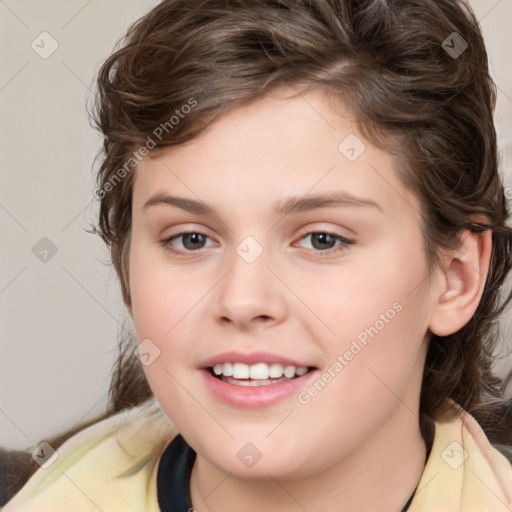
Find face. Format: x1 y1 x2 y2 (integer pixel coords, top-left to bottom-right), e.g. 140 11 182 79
127 87 437 480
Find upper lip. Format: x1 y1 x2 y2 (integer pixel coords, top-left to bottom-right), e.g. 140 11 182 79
199 351 313 369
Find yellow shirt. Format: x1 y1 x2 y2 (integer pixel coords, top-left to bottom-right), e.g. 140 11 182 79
3 397 512 511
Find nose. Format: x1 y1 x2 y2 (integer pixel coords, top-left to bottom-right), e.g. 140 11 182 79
212 245 287 332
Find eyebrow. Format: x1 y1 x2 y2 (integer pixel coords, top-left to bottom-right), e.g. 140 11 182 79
143 191 383 216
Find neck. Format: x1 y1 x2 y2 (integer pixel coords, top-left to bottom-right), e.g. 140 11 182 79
189 406 427 512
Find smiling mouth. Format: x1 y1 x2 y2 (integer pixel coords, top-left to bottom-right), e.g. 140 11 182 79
208 362 315 386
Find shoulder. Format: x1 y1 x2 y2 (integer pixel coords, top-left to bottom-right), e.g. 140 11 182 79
2 397 177 512
409 403 512 512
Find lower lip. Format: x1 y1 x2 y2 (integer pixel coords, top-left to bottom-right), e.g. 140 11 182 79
202 369 317 408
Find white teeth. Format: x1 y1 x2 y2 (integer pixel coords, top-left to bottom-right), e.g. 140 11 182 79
269 363 283 378
223 376 290 386
250 363 269 379
232 363 250 379
210 362 309 380
223 362 233 377
283 365 296 378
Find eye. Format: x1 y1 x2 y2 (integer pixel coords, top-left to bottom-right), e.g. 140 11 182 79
160 231 215 254
295 231 354 255
160 229 354 256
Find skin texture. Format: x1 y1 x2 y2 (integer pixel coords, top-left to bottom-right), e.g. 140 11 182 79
123 87 492 511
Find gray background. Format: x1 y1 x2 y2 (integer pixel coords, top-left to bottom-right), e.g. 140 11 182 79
1 0 511 450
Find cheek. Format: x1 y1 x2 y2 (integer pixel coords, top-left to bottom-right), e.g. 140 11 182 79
127 244 219 404
309 262 408 340
129 242 209 338
311 247 430 381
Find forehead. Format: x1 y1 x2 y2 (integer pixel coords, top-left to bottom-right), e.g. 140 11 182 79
132 88 421 222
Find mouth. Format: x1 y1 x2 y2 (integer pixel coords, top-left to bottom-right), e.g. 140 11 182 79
199 351 318 407
207 362 315 387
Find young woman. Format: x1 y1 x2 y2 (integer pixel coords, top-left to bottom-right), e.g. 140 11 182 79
2 0 512 510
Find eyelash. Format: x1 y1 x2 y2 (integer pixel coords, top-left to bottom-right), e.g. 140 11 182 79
159 230 354 256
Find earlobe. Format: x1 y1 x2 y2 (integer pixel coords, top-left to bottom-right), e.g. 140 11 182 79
429 228 492 337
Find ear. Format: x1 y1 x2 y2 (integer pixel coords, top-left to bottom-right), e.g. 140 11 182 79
111 242 133 318
429 228 492 337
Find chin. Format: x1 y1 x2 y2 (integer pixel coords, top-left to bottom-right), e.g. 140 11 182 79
193 435 323 481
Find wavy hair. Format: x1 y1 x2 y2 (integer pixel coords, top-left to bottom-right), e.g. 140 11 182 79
2 0 512 504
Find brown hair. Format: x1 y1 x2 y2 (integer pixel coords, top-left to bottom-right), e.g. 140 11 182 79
2 0 512 504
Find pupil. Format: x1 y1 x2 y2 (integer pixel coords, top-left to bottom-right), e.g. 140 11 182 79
183 233 205 250
312 233 335 250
